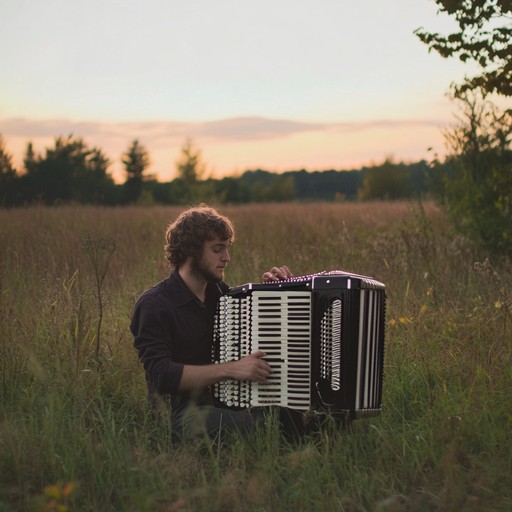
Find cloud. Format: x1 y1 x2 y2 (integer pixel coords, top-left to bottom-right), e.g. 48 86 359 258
0 115 445 146
0 117 104 138
195 117 326 139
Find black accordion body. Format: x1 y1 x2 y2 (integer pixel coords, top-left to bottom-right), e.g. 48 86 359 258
212 270 386 420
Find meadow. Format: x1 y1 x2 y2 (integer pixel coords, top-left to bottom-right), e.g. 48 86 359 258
0 201 510 512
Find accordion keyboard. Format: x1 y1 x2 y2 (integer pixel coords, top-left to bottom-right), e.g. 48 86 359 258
213 291 312 410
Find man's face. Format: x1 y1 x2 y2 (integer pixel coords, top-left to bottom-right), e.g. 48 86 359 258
191 238 231 282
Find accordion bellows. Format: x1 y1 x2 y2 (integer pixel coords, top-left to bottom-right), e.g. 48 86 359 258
212 270 386 419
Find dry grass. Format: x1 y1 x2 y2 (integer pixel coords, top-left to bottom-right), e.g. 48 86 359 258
0 201 511 511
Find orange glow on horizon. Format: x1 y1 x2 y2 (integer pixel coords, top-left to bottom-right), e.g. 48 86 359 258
3 120 446 184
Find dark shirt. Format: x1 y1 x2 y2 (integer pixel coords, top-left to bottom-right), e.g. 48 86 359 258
130 270 229 409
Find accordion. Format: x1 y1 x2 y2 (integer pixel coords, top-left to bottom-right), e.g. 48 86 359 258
212 270 387 420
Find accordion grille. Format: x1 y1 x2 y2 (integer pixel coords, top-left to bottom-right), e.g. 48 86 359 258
320 299 342 391
355 289 385 412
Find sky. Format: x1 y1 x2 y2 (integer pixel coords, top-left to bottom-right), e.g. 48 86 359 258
0 0 482 182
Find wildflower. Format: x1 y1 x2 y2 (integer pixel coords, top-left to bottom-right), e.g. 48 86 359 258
61 483 75 498
39 482 76 512
43 486 60 499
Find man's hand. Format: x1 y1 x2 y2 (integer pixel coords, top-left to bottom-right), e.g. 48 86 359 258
179 351 271 391
228 351 271 383
262 265 293 282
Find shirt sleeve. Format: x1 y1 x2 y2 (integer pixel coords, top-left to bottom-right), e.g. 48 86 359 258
130 295 184 396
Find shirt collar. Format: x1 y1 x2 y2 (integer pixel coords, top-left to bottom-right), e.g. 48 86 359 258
167 269 224 307
166 269 197 307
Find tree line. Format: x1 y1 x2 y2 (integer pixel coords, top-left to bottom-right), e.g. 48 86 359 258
0 134 434 207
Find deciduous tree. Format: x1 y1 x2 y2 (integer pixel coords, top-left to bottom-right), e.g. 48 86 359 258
415 0 512 97
19 135 115 204
358 158 412 200
430 92 512 252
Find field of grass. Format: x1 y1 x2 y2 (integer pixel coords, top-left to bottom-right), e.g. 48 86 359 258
0 201 510 512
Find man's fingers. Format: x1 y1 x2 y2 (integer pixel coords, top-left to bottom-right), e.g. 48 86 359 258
256 366 271 383
280 265 293 278
262 265 294 282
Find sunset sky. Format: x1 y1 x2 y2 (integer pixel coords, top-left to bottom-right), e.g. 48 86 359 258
0 0 479 182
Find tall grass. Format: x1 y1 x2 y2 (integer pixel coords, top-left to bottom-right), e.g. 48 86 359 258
0 202 510 511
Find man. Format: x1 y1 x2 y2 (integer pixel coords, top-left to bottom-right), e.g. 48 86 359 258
130 205 299 440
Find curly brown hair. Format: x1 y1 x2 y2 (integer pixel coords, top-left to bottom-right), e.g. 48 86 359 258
164 205 235 268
